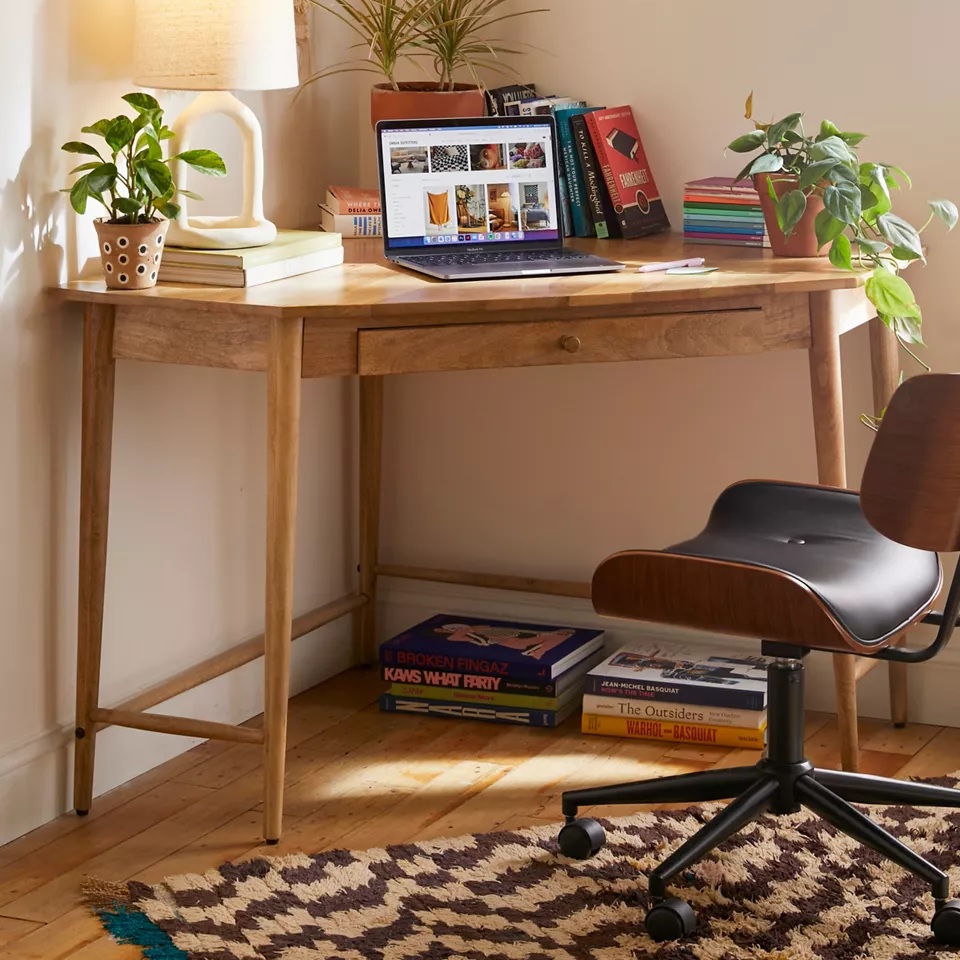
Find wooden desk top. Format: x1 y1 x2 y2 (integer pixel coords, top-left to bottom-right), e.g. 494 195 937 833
57 235 866 322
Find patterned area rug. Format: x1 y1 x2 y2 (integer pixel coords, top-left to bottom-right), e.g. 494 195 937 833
86 785 960 959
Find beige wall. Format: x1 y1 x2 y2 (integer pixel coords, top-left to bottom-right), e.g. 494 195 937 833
374 0 960 718
0 0 361 844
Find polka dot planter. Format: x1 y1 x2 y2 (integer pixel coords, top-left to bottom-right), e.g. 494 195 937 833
94 218 168 290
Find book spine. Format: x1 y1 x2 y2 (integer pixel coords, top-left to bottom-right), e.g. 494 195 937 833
380 649 558 682
555 113 594 237
380 693 561 726
581 694 765 729
581 713 766 749
569 114 610 239
390 684 562 711
558 173 573 237
583 111 624 213
339 202 382 215
380 664 559 696
582 675 765 711
320 208 381 237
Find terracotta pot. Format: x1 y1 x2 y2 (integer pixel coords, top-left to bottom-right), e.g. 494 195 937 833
95 218 169 289
754 173 825 257
370 82 486 128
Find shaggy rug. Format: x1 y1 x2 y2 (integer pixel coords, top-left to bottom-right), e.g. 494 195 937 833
86 787 960 960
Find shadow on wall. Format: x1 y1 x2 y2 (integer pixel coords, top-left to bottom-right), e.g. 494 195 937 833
0 0 75 821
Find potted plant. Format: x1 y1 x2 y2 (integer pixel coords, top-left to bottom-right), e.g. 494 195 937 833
305 0 545 127
727 94 956 373
62 93 226 290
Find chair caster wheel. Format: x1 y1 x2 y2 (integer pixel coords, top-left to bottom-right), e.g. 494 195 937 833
645 898 697 943
558 818 605 860
932 900 960 946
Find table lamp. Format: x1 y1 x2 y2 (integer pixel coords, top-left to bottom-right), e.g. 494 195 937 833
133 0 299 249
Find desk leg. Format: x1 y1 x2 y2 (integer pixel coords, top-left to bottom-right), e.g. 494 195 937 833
809 291 859 773
869 318 909 727
263 317 304 843
74 305 117 814
356 376 383 665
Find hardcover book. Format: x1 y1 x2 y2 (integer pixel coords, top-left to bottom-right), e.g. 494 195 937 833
582 713 766 749
585 642 771 711
159 229 342 269
581 693 766 729
380 692 580 727
379 614 605 680
584 106 669 239
485 82 538 116
379 648 605 698
319 205 382 237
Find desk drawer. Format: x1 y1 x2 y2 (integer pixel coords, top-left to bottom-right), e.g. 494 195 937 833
358 306 807 376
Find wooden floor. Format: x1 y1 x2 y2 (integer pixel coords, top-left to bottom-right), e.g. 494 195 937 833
1 667 958 959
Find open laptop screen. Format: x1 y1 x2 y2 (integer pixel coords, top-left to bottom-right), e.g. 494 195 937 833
377 117 562 252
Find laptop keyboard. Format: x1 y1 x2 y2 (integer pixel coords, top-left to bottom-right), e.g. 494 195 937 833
405 250 593 266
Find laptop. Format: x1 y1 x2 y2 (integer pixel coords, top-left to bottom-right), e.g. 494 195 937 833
375 115 626 281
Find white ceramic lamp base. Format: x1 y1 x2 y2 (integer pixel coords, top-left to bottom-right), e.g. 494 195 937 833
166 91 277 249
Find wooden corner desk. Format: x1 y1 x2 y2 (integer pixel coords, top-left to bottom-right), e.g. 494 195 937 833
57 235 904 842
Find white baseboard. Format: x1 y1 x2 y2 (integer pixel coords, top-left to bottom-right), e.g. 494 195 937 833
0 623 352 848
378 577 960 728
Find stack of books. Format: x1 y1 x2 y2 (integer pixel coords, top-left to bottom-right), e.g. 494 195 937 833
581 642 770 749
683 177 770 248
379 613 606 727
319 185 382 238
157 229 343 287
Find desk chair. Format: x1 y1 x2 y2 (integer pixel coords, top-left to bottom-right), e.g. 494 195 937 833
557 373 960 946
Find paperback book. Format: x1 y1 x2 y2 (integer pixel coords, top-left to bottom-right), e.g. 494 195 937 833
319 205 381 237
569 113 619 238
584 642 771 711
379 614 605 681
584 105 670 239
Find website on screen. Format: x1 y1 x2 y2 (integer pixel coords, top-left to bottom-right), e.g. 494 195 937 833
380 123 560 249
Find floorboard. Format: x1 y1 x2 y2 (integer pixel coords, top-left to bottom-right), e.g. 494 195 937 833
0 667 954 959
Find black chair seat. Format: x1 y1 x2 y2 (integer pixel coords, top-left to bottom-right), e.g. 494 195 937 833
667 481 941 646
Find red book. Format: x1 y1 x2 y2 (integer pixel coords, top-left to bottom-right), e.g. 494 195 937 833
325 185 381 215
584 106 669 239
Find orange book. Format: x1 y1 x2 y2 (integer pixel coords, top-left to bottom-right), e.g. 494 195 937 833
326 185 381 215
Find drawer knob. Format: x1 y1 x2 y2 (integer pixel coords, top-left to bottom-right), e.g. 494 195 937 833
560 335 581 353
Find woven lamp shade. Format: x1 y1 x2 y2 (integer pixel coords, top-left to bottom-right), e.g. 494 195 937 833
133 0 299 91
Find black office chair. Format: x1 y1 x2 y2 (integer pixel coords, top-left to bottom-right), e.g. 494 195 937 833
557 372 960 946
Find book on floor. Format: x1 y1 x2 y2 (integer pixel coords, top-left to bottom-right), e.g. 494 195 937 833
581 713 767 749
379 613 605 681
581 693 766 729
584 642 771 711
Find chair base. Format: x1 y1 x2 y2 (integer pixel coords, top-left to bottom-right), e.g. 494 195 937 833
559 659 960 944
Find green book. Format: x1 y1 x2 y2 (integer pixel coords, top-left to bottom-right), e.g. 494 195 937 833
161 230 341 269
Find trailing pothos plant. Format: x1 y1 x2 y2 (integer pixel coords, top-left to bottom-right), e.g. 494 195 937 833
728 94 957 378
61 92 226 224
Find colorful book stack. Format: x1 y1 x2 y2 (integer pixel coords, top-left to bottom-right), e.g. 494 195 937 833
319 185 382 238
380 613 606 727
581 642 770 749
683 177 770 248
157 230 343 287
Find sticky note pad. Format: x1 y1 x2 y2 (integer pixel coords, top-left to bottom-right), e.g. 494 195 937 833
665 266 719 275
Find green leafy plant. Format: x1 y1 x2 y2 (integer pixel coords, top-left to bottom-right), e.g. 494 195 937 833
61 92 226 225
727 93 957 373
305 0 545 91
